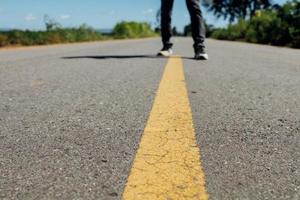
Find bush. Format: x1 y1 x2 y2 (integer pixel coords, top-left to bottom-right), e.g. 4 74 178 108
7 30 24 45
211 28 229 40
0 34 8 47
45 31 63 44
0 25 104 47
0 21 157 48
245 11 279 44
212 19 247 41
209 0 300 48
113 21 156 39
277 0 300 48
227 19 248 40
184 20 215 37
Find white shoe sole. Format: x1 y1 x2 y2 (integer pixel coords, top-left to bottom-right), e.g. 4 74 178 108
157 50 173 57
195 53 209 60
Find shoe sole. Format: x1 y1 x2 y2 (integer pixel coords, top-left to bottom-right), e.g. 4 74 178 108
194 54 209 60
157 53 173 57
157 50 173 57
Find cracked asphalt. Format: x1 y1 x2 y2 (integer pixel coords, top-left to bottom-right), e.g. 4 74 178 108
123 57 208 200
0 38 299 199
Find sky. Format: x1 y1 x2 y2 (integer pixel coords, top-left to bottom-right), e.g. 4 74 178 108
0 0 289 31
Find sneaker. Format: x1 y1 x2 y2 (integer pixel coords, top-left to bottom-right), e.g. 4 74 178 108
194 48 208 60
157 47 173 57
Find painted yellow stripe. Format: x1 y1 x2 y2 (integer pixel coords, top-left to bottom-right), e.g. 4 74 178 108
123 56 209 200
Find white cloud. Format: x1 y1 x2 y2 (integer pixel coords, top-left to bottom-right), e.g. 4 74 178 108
60 14 71 20
142 9 154 15
25 13 37 21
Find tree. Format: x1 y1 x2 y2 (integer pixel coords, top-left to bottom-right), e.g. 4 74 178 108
156 8 161 27
208 0 300 48
275 0 300 47
43 15 61 31
154 8 161 33
172 27 179 36
184 20 214 37
203 0 273 22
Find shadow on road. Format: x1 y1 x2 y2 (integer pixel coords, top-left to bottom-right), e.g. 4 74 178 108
62 55 194 60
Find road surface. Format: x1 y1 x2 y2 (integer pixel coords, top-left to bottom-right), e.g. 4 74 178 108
0 38 299 200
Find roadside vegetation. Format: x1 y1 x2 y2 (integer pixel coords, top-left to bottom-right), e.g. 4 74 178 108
0 16 156 48
0 25 103 47
113 21 156 39
202 0 300 48
1 1 299 49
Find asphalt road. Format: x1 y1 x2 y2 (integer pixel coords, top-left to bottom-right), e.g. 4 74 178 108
0 38 299 200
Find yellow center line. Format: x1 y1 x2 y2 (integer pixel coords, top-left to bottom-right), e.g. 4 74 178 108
123 56 209 200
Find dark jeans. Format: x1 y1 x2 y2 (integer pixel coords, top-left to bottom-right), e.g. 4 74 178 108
161 0 206 51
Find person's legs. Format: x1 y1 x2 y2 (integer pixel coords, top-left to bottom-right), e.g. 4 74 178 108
186 0 206 52
161 0 175 49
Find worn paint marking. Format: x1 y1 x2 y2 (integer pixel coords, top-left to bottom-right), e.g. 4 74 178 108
123 56 209 200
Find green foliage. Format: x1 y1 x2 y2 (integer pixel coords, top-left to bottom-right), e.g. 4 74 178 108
44 15 61 31
113 21 156 39
7 30 23 45
172 27 179 36
184 20 216 37
210 28 228 40
0 21 156 48
0 34 8 47
245 11 289 45
0 25 103 47
210 0 300 48
183 24 192 37
276 0 300 47
212 19 247 40
203 0 272 22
